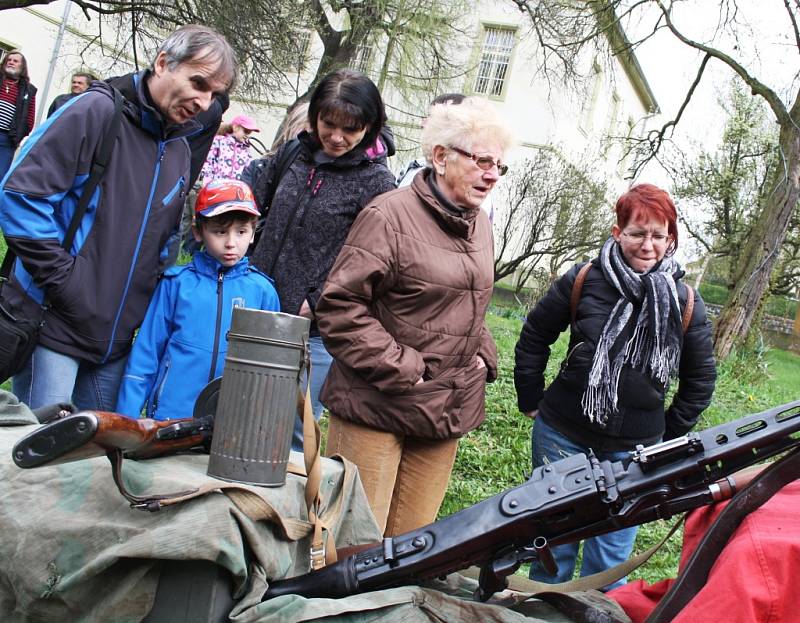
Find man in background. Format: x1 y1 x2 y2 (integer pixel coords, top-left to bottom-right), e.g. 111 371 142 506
0 50 36 180
46 72 95 118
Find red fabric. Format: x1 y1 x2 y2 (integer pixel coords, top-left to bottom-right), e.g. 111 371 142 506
609 480 800 623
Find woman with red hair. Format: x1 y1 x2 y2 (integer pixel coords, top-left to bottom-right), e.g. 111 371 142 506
514 183 716 588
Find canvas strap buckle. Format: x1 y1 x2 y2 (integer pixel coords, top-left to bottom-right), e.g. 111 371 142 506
310 542 326 571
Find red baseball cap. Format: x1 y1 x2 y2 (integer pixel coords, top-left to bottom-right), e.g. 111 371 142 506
196 179 259 218
230 114 260 132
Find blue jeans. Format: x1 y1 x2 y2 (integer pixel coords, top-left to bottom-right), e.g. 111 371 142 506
292 335 333 452
0 130 15 182
13 345 129 412
528 417 637 590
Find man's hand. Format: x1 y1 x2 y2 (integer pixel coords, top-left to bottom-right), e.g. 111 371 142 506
523 409 538 419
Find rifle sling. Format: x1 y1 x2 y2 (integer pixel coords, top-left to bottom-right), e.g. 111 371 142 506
645 446 800 623
462 515 683 602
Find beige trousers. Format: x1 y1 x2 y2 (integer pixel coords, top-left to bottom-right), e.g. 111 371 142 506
326 415 460 536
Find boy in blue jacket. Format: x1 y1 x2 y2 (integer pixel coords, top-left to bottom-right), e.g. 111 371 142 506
117 179 280 420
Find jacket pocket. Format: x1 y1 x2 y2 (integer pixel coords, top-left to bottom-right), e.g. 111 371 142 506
149 357 172 417
162 177 186 208
617 365 664 411
558 341 592 388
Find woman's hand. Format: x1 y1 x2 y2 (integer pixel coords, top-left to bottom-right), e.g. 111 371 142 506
298 300 314 319
474 355 486 370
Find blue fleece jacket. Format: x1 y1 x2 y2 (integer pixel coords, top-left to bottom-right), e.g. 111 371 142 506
116 251 280 420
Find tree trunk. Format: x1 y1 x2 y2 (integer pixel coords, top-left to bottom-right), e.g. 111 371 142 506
713 110 800 358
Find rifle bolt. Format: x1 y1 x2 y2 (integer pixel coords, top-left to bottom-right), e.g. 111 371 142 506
575 478 582 484
77 422 87 432
509 499 518 508
548 486 557 494
544 466 552 473
412 537 426 548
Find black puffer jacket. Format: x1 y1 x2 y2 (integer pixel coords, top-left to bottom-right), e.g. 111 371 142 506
514 260 716 451
250 131 396 328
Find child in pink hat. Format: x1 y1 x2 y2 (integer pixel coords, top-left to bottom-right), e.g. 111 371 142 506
201 115 261 182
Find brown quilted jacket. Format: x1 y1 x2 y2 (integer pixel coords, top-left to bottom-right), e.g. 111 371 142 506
316 170 497 439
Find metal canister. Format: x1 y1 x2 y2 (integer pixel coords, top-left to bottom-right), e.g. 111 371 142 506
207 308 310 486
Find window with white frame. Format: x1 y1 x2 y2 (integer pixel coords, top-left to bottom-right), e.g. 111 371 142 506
350 44 373 75
473 27 516 97
0 42 15 64
579 61 603 134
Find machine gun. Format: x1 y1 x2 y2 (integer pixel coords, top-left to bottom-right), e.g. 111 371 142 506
263 400 800 602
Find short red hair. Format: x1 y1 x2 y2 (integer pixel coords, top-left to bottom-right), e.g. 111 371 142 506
615 184 678 253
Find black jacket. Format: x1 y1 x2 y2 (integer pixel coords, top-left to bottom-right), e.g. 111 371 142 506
47 93 77 118
514 260 717 451
249 131 396 328
6 78 36 147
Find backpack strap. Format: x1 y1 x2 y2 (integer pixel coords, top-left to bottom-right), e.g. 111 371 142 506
681 284 695 335
262 137 302 210
570 262 592 325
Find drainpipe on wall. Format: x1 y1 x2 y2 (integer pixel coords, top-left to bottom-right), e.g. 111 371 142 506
35 1 72 127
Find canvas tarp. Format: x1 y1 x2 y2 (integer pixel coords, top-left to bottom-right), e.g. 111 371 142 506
0 391 629 623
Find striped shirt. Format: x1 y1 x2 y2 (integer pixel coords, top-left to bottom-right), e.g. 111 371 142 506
0 78 36 134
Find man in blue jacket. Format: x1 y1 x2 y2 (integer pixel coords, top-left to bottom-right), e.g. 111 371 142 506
0 25 237 411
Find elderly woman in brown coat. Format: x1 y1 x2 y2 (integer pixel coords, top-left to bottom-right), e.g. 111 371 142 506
315 97 514 536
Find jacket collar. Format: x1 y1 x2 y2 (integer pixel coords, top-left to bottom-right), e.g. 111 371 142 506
411 169 477 240
297 130 376 169
97 72 201 141
191 250 251 278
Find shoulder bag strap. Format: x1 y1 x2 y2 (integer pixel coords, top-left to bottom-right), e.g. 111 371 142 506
570 262 593 326
681 284 695 335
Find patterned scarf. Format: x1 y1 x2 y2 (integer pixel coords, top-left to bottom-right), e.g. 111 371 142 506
581 237 683 426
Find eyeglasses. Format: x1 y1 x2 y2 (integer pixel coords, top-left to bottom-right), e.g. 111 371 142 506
621 231 671 245
450 146 508 176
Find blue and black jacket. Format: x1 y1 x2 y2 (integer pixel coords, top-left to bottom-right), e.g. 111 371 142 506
0 75 198 363
116 251 280 420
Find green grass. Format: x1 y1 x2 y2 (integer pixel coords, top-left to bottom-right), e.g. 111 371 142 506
442 303 800 585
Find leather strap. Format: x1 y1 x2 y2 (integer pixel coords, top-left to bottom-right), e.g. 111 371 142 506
646 447 800 623
681 284 695 334
570 262 592 326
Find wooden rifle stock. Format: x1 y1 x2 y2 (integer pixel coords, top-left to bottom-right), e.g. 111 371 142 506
12 411 212 469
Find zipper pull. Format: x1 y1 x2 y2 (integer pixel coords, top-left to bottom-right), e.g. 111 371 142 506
217 271 224 291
